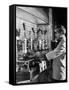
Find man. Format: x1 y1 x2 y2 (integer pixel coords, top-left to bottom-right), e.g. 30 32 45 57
46 25 66 82
35 25 66 82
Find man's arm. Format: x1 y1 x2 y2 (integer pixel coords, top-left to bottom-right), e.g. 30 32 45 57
46 38 66 61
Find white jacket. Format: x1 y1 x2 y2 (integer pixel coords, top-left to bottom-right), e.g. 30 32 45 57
52 35 66 80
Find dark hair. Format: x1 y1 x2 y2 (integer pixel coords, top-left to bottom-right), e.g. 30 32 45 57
55 25 66 34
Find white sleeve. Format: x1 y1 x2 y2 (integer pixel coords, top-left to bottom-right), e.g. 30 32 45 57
46 50 56 60
46 36 66 61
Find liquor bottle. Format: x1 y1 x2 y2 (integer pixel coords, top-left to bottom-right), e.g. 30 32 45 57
38 39 41 50
24 38 27 54
42 39 44 50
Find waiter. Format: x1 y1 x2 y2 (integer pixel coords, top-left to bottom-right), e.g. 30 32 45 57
46 25 66 82
35 25 66 82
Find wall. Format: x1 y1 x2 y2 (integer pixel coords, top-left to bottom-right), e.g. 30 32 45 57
16 6 52 49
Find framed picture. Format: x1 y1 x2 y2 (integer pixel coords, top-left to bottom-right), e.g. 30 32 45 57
9 4 67 85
